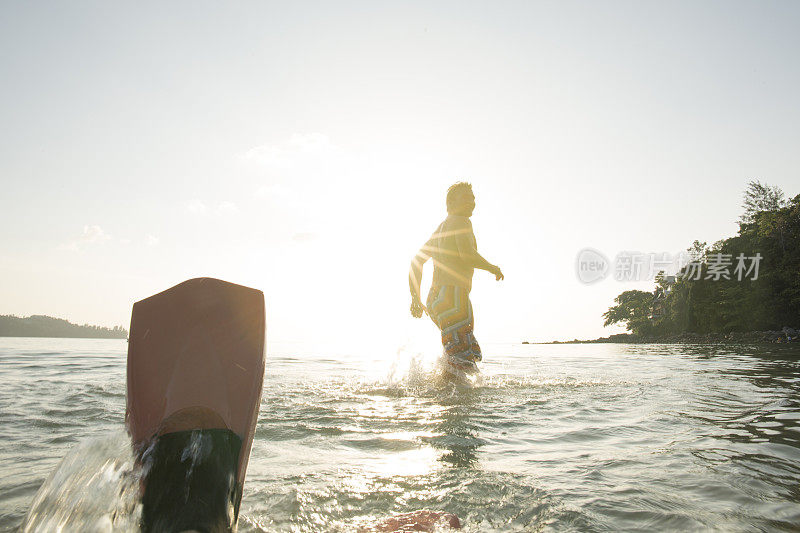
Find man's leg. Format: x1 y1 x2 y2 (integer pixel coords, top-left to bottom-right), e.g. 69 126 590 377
427 286 482 377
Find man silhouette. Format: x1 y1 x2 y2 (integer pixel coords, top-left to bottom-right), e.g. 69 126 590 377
408 182 503 379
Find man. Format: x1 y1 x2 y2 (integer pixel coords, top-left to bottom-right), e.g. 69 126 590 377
408 182 503 379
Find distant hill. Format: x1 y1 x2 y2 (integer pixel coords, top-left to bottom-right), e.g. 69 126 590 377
0 315 127 339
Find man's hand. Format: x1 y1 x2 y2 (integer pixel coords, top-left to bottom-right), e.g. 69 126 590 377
410 298 425 318
489 265 504 281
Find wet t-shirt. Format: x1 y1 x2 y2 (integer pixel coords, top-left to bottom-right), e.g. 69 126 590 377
423 215 477 292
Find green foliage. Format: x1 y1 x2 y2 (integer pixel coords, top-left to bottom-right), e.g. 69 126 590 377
605 185 800 336
740 179 787 224
602 290 656 336
687 240 708 262
0 315 128 339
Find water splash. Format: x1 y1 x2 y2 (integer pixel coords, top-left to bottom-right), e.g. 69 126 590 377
21 432 141 533
371 345 483 396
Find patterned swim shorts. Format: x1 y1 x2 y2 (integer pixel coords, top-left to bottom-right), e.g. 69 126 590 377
426 285 482 373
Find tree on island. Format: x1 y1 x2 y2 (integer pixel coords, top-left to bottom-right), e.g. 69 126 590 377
602 290 655 336
604 180 800 337
740 180 787 224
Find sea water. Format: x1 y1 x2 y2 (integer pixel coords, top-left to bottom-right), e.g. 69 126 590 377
1 338 800 531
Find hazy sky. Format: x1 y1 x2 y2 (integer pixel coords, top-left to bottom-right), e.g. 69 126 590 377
1 2 798 351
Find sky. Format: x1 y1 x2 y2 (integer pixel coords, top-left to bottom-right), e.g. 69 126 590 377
1 1 798 352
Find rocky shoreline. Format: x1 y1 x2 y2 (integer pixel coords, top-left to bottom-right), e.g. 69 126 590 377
531 326 800 345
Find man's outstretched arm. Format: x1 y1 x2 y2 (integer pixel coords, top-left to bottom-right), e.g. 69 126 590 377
454 218 504 280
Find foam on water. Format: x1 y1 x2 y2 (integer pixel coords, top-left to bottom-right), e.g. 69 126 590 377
20 432 141 533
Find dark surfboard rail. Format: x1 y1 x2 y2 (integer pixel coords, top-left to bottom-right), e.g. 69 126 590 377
126 278 266 532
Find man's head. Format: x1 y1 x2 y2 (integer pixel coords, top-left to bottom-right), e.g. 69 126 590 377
446 182 475 216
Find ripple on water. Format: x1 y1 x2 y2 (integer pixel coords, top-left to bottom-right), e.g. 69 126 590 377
3 339 800 531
